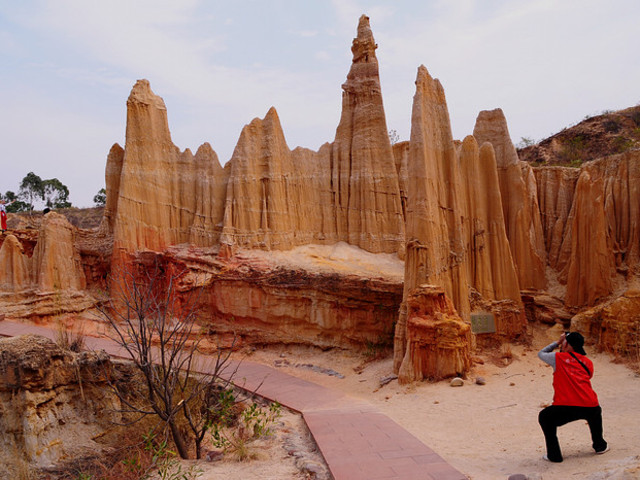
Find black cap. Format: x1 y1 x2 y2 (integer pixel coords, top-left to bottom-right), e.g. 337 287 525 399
566 332 586 355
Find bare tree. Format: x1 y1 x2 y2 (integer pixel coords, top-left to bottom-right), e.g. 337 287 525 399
97 259 239 459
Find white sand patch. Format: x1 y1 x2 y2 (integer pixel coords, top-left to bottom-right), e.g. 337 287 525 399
237 242 404 281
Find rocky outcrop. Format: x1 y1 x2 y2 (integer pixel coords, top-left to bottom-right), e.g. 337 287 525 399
189 143 230 247
0 335 120 472
532 151 640 308
571 289 640 358
98 143 124 235
518 105 640 166
219 15 404 255
394 67 526 375
159 243 403 348
473 109 547 290
0 215 95 320
459 137 521 303
32 212 86 292
0 235 30 292
220 108 327 250
397 285 471 383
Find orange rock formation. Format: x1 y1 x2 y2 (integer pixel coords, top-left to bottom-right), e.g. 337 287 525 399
0 235 30 292
394 67 525 375
473 109 547 290
398 285 472 383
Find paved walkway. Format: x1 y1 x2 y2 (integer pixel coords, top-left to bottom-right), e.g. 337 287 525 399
0 319 467 480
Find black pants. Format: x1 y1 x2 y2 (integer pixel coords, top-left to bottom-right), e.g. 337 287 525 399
538 405 607 462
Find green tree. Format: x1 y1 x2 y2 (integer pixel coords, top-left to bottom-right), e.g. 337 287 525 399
43 178 72 208
1 191 29 212
19 172 44 214
516 137 536 149
93 187 106 206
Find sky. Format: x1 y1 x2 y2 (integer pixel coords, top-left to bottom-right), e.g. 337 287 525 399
1 0 639 207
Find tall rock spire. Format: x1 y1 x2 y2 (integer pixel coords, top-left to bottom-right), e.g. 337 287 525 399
331 15 405 255
473 109 547 290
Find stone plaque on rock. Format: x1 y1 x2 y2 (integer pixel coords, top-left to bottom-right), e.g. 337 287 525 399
470 312 496 334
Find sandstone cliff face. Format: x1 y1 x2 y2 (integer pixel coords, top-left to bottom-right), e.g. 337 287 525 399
219 16 404 255
0 335 120 471
220 108 327 250
112 80 227 259
473 109 547 290
189 143 229 246
534 166 580 270
571 289 640 358
329 15 405 255
394 68 527 375
98 143 124 235
397 285 471 384
162 244 403 348
32 212 86 292
537 150 640 307
459 138 521 303
0 215 95 320
0 235 30 292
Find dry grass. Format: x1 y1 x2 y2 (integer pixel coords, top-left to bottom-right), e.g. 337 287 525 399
54 321 86 353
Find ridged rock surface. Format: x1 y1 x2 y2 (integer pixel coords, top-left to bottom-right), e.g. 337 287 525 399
394 68 526 375
398 285 471 384
473 109 547 290
534 166 580 269
111 16 404 260
0 335 121 472
219 108 328 250
571 289 640 358
329 14 405 254
547 151 640 307
189 143 229 247
112 79 227 259
98 143 124 235
459 137 521 303
32 213 86 292
0 235 30 292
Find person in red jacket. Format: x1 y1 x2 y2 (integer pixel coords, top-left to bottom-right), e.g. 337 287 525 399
0 199 15 233
538 331 609 462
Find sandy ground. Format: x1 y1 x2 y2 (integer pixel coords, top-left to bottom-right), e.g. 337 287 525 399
228 243 640 479
187 409 328 480
238 323 640 480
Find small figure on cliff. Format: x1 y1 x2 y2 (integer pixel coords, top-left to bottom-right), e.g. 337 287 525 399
0 199 15 233
537 331 608 462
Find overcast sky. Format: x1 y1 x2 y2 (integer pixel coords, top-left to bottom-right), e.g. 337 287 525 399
1 0 639 207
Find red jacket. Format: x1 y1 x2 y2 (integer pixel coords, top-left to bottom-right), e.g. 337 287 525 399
553 352 599 407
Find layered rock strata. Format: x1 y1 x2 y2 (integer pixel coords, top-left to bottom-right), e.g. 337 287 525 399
0 235 30 292
533 150 640 307
0 214 94 320
398 285 471 383
0 335 120 472
571 289 640 358
159 244 403 348
394 66 525 374
111 79 228 259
